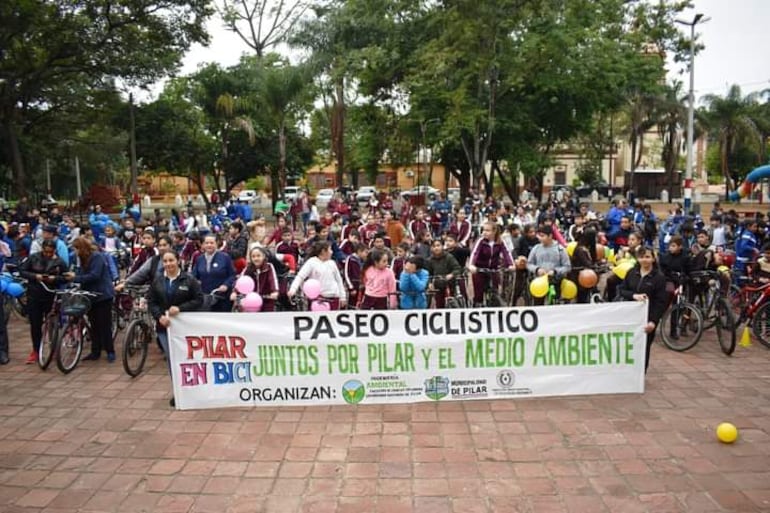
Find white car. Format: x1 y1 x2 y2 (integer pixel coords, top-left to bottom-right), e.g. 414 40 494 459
400 186 440 201
237 190 258 203
284 186 302 202
315 188 334 210
355 186 378 204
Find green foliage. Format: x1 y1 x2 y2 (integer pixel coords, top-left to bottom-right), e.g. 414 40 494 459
0 0 213 195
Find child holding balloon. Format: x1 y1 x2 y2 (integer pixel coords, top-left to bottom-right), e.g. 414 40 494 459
288 242 347 310
232 246 279 312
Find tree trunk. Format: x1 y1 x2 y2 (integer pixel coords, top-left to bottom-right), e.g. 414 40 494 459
278 121 287 191
332 74 345 188
629 135 637 192
721 136 731 200
192 173 210 211
1 113 27 197
493 160 515 202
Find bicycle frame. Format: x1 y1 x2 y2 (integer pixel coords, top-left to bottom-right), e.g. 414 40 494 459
737 281 770 323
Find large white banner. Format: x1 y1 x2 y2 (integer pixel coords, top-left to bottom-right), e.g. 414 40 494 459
168 303 647 410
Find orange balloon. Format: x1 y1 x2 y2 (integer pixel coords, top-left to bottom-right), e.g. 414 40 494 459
578 269 598 288
595 244 606 261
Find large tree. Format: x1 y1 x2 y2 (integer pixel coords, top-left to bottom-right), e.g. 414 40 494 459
0 0 212 196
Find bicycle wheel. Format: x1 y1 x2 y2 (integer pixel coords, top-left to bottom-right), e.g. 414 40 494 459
56 319 84 374
750 302 770 349
715 297 737 355
694 290 717 330
111 305 120 341
728 284 743 315
38 314 59 370
660 303 703 351
2 297 11 325
12 294 28 320
122 320 150 377
484 290 503 308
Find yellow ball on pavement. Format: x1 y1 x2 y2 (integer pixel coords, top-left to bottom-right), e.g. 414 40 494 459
716 422 738 443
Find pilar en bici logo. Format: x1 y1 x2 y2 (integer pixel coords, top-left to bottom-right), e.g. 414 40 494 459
424 376 450 400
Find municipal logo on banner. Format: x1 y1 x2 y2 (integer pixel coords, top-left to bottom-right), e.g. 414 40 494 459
342 380 366 404
424 376 449 400
497 369 515 388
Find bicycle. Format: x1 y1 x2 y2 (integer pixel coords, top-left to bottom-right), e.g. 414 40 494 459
429 274 468 309
55 288 99 374
2 270 28 324
733 279 770 349
659 274 704 352
37 282 75 371
476 268 508 307
112 289 133 341
688 270 737 355
121 285 153 377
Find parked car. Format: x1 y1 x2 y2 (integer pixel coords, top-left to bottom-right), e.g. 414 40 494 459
576 181 619 198
237 189 258 204
355 186 378 204
315 188 335 210
400 186 440 202
284 186 302 202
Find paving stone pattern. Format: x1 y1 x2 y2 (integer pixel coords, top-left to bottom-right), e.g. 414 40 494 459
0 317 768 512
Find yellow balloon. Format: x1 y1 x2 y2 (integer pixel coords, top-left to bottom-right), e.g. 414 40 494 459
529 276 549 298
567 241 577 257
607 249 616 264
716 422 738 443
560 279 577 300
613 261 634 280
717 265 730 274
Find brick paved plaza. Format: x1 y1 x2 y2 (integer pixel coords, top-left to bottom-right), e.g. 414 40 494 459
0 317 768 513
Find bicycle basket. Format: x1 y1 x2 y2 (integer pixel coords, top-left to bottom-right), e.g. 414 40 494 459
61 294 91 317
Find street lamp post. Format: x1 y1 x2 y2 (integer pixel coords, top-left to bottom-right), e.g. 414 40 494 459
676 13 710 214
418 118 440 205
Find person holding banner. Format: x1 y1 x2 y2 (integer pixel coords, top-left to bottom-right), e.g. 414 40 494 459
148 250 203 407
617 246 668 372
288 241 347 310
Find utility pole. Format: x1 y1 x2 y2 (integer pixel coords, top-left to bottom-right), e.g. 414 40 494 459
676 13 710 214
419 118 440 205
129 93 138 196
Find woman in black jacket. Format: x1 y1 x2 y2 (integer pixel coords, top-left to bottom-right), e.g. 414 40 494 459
148 250 203 406
618 246 668 373
19 240 68 364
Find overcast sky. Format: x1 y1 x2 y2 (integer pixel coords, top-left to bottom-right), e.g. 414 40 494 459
172 0 770 102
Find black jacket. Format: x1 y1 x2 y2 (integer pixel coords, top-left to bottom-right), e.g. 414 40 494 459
19 253 68 302
618 266 668 326
148 271 203 331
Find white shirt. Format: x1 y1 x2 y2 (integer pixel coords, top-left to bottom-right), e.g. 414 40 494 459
289 257 347 301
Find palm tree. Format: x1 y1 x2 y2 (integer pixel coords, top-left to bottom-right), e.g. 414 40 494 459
656 82 689 193
261 63 309 204
701 85 763 198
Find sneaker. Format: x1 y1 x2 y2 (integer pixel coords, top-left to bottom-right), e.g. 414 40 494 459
106 352 116 363
25 351 38 365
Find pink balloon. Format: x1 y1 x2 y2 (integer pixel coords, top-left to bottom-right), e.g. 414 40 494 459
241 292 263 312
234 275 255 294
310 299 330 312
302 278 322 300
